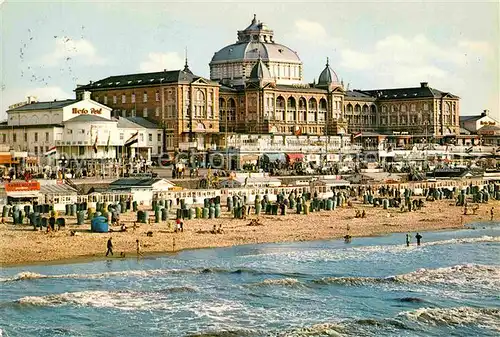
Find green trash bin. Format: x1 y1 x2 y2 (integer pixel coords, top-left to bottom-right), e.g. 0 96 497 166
76 211 85 225
196 207 202 219
161 208 168 221
202 207 209 219
215 204 221 218
132 201 138 212
209 206 215 219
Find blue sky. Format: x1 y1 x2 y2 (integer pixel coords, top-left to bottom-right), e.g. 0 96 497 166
1 0 498 120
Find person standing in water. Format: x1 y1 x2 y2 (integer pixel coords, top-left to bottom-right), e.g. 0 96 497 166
415 233 422 246
405 233 411 247
106 237 113 256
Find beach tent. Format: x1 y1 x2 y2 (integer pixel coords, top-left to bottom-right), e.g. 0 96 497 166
261 153 286 163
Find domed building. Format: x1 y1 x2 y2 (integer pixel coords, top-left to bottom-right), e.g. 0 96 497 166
210 15 303 86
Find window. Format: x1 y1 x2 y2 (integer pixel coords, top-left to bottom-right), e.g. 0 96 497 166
143 92 148 103
411 104 416 112
143 107 148 118
104 96 108 105
34 146 38 155
158 146 162 154
157 133 161 141
79 147 85 156
119 133 124 140
424 103 429 111
13 133 16 142
67 129 73 134
24 133 28 141
122 94 126 103
155 91 160 102
45 146 49 152
113 95 117 104
45 132 49 142
34 133 38 142
139 133 144 141
131 93 136 103
155 107 160 117
1 134 5 143
148 133 152 142
131 109 136 117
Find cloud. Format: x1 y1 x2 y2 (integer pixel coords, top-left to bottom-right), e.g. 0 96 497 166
42 38 106 66
288 19 343 48
25 86 73 101
339 34 493 90
139 52 184 72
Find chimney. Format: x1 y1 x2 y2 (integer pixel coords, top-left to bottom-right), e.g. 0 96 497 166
420 82 428 88
83 91 92 100
481 109 489 117
27 95 38 104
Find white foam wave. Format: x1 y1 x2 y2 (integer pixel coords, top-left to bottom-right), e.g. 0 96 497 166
401 306 500 331
391 264 500 290
0 268 206 283
17 286 197 311
255 278 301 287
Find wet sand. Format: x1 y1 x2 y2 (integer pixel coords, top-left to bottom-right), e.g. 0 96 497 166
1 199 498 267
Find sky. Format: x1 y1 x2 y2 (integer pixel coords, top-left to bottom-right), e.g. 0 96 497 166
1 0 499 120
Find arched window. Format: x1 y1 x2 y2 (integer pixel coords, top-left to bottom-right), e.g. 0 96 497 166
371 105 377 113
308 98 317 110
287 97 296 109
276 96 285 109
354 104 361 113
319 98 327 111
346 104 353 113
298 97 307 110
362 105 369 113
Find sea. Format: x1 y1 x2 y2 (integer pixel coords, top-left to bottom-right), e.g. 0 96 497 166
1 224 499 337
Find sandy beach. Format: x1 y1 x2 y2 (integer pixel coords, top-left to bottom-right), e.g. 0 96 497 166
0 198 498 267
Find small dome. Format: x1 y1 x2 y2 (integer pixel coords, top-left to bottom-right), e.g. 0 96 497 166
318 58 340 86
249 57 272 82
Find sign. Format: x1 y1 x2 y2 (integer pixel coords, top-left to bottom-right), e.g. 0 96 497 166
72 107 102 115
5 181 40 192
480 121 496 126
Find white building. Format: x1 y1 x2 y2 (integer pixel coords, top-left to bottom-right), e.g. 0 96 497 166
460 109 499 133
108 177 175 206
0 92 163 169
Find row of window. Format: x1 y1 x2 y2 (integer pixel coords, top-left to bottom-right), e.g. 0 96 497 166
95 92 163 105
0 132 50 143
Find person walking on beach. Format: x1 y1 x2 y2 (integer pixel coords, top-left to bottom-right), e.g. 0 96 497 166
106 237 113 256
136 239 143 257
415 233 422 246
490 207 494 221
405 233 411 247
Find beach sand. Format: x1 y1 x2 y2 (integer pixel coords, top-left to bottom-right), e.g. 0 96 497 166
0 199 498 267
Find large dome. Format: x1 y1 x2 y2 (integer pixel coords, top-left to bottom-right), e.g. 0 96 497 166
211 42 301 64
210 15 303 86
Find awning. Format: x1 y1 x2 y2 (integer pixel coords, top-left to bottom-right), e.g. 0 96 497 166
240 154 259 163
286 153 304 162
7 191 40 198
262 153 286 162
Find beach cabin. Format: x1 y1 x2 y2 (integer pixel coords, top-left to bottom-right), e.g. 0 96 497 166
39 180 78 211
219 175 282 188
109 178 175 206
310 178 351 198
3 180 41 206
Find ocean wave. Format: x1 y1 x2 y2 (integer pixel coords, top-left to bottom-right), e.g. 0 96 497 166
390 264 500 289
401 306 500 331
275 307 500 336
0 267 304 283
249 278 302 287
262 264 500 291
16 287 197 310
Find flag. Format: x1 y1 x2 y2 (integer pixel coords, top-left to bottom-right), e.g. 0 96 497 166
124 131 139 147
465 146 473 153
353 132 362 139
44 146 57 156
93 134 98 154
106 133 111 152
